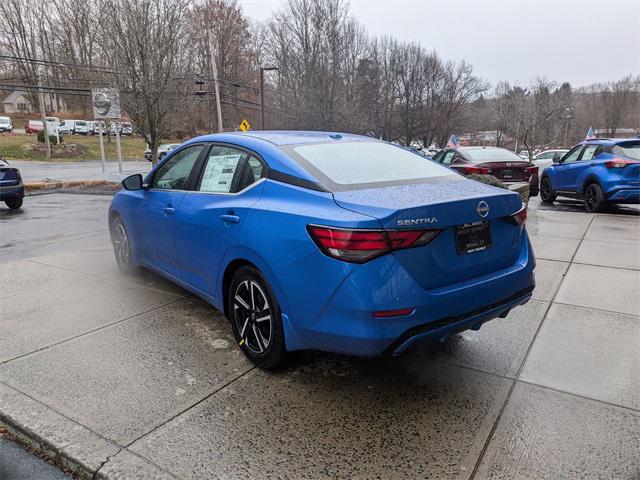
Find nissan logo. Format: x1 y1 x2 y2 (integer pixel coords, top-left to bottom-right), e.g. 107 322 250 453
477 201 490 218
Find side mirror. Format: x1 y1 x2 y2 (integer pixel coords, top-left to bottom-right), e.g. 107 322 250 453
122 173 146 191
552 153 562 163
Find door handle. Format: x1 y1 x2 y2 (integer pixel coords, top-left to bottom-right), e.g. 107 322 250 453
221 214 240 224
162 206 176 216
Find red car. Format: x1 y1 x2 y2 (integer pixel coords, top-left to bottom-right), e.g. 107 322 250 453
24 120 44 134
433 146 539 196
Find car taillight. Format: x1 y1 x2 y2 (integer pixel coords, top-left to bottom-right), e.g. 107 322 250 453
507 206 527 226
307 225 442 263
605 157 639 168
460 166 490 175
525 165 538 174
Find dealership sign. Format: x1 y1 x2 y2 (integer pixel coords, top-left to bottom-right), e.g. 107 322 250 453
91 88 121 119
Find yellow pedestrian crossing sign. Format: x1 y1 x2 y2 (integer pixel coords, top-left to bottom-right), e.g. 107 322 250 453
239 118 251 131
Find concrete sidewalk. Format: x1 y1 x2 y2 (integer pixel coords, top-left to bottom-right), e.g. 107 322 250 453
0 194 639 479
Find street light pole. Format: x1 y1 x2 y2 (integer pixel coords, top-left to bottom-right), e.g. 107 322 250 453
260 66 279 130
32 33 50 160
208 30 223 133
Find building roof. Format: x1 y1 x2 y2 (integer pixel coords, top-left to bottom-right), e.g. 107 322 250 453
1 90 30 104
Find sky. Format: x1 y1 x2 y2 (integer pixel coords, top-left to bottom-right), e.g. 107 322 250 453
237 0 640 88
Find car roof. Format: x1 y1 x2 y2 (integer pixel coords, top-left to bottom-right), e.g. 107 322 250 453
459 146 509 151
180 131 378 183
580 137 640 146
187 130 371 146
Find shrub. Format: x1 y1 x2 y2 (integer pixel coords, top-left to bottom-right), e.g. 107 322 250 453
466 173 507 189
37 130 64 145
467 173 529 205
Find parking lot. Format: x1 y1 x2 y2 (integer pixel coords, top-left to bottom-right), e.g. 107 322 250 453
0 193 639 479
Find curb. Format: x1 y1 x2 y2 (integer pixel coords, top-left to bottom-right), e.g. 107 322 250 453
0 383 173 479
25 180 120 191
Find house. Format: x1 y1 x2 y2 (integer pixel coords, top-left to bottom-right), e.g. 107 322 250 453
1 90 32 113
1 90 68 114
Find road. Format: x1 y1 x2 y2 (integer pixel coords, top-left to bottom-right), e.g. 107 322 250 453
1 193 639 479
0 436 69 480
8 160 152 183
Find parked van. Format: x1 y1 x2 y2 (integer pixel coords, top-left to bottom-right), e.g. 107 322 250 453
0 116 13 133
45 117 60 136
59 120 91 135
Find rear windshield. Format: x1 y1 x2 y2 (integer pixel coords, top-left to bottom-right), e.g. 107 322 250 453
612 141 640 160
464 148 526 163
284 141 455 191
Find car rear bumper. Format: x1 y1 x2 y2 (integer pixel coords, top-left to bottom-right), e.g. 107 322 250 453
289 228 536 357
606 188 640 203
0 184 24 200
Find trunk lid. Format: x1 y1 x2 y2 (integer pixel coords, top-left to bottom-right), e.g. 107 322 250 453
333 178 524 290
479 161 531 182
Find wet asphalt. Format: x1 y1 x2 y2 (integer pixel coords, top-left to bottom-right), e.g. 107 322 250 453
0 194 639 479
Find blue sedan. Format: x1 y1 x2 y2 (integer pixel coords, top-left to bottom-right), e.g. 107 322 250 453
109 132 535 368
540 138 640 212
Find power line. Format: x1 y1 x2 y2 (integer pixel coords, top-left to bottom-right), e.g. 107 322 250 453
0 55 259 91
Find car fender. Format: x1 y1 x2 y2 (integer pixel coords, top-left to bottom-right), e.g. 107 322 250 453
540 169 556 187
218 245 307 351
218 244 290 315
581 174 601 194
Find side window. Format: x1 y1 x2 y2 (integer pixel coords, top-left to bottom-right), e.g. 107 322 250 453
198 146 246 193
562 146 583 164
152 145 204 190
441 151 455 165
237 156 267 191
581 145 599 161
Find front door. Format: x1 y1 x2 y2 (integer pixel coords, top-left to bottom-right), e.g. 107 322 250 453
555 145 584 191
137 144 205 273
174 146 267 299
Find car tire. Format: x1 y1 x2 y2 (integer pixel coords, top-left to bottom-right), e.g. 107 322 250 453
227 266 287 369
540 176 556 203
110 216 139 274
584 182 607 213
5 197 23 210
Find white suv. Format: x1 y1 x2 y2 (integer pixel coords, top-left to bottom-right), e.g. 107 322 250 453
0 116 13 133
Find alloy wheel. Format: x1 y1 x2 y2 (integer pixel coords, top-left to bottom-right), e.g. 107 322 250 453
112 221 130 267
585 186 597 211
233 280 272 354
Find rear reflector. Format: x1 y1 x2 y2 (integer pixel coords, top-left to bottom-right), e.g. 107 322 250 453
307 225 442 263
460 166 490 175
605 157 639 168
373 308 415 318
507 206 527 226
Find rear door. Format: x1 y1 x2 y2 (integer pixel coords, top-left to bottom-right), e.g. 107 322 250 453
570 144 600 192
174 146 267 299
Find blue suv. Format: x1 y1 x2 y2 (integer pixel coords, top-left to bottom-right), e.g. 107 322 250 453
540 138 640 212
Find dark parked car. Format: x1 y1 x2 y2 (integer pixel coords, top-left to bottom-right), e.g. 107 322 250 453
433 146 539 197
0 158 24 209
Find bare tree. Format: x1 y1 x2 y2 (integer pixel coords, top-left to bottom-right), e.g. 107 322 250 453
98 0 190 162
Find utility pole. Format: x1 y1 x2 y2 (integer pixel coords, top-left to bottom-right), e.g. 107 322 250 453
260 66 279 130
208 30 223 133
32 34 50 161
